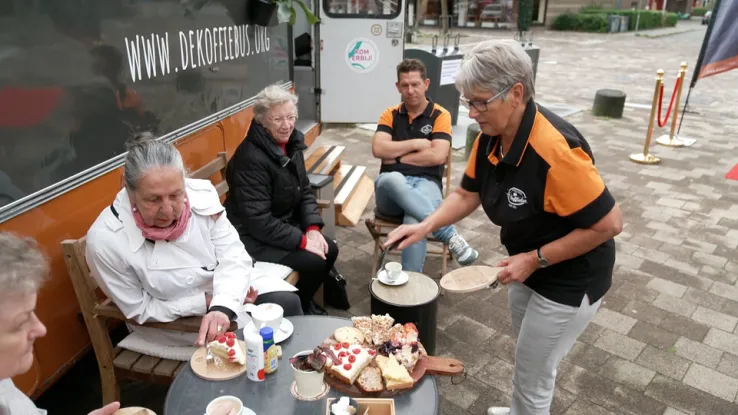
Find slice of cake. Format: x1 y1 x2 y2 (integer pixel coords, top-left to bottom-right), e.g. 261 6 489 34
370 314 395 346
394 344 420 372
376 354 414 391
208 332 245 365
356 366 384 393
326 343 375 385
351 316 373 343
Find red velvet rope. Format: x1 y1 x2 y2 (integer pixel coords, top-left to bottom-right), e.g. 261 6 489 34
657 77 681 128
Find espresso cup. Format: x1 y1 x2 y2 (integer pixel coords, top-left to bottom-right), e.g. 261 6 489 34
205 395 243 415
384 262 402 281
251 302 284 331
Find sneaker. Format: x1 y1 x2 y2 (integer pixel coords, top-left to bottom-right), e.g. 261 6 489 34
306 301 328 316
448 234 479 266
487 408 511 415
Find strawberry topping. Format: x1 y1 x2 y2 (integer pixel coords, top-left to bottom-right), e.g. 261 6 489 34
226 338 235 347
333 344 341 351
341 342 350 349
343 363 352 370
352 348 361 354
368 350 376 356
227 349 235 356
225 332 236 340
348 355 356 363
216 335 226 343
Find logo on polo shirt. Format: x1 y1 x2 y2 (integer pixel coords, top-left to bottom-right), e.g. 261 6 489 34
506 187 528 209
420 124 433 135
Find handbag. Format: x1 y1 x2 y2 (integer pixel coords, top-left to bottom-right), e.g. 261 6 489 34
324 266 351 310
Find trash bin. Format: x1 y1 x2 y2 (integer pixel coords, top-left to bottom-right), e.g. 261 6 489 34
608 15 622 33
405 34 463 125
619 16 630 32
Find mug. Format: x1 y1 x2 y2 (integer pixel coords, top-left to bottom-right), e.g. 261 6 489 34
205 395 243 415
250 302 283 331
384 262 402 281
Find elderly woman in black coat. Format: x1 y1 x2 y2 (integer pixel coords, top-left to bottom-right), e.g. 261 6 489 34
224 84 338 315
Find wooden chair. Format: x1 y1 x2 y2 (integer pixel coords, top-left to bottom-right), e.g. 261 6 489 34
365 150 454 278
62 238 238 405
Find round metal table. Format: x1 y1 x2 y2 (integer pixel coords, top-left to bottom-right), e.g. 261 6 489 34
163 315 439 415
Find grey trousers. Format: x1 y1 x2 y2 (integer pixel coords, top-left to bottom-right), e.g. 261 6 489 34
508 283 602 415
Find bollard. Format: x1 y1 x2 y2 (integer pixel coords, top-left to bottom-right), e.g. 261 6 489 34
655 62 694 147
630 69 663 165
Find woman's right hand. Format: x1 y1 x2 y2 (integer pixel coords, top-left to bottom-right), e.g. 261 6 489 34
196 310 230 346
385 222 429 250
304 238 327 259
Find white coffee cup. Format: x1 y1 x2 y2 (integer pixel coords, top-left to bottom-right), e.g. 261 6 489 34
250 302 283 331
205 395 243 415
384 261 403 281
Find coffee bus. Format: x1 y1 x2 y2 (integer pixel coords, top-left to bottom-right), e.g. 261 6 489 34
0 0 406 400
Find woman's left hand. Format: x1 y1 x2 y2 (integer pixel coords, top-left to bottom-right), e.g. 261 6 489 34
307 229 328 254
496 251 539 285
243 287 259 304
196 310 231 346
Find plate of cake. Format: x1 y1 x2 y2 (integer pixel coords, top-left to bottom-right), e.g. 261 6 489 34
319 314 464 397
190 331 249 381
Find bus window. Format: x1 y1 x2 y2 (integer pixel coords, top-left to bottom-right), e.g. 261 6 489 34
324 0 401 18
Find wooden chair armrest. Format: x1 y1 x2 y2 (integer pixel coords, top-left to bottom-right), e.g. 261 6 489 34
94 300 236 333
316 199 332 209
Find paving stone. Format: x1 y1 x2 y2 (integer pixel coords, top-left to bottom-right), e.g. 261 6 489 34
717 353 738 379
439 337 495 377
645 375 738 415
646 278 688 298
628 321 680 350
613 280 660 304
691 251 729 269
674 336 724 369
597 357 656 391
621 300 670 326
479 331 516 365
601 386 667 415
681 288 727 311
439 396 471 415
445 315 496 346
476 358 514 395
594 329 647 361
682 364 738 402
436 304 463 330
662 408 689 415
632 247 671 264
592 307 638 335
659 314 711 342
563 400 615 415
629 235 663 250
557 363 618 407
721 299 738 319
550 388 577 415
636 345 691 380
652 293 698 317
564 341 612 372
708 282 738 302
466 384 511 415
703 328 738 356
640 260 714 291
437 375 489 411
579 322 607 345
690 306 738 333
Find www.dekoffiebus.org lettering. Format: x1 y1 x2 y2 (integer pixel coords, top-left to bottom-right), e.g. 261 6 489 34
124 24 271 82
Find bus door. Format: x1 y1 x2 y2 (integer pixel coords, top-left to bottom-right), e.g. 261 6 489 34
319 0 404 123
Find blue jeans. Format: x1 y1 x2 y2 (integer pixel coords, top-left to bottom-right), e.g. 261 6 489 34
374 172 455 272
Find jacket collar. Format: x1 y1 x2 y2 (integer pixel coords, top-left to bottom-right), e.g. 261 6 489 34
486 99 537 167
248 121 307 167
112 179 215 252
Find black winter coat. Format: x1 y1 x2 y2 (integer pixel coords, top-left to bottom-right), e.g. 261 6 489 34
224 121 324 263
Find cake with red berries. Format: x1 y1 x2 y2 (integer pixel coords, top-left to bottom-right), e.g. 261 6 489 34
325 342 375 385
208 332 245 365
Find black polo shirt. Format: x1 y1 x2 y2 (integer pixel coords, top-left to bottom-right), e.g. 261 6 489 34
462 99 616 307
376 98 452 189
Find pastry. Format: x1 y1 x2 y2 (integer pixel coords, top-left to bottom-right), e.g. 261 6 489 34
375 354 413 391
370 314 395 346
351 316 373 342
355 366 384 393
326 342 375 385
207 332 245 365
395 344 420 372
334 326 365 345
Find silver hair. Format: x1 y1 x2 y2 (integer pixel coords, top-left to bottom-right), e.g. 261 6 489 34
123 132 187 191
0 232 49 294
455 39 535 102
253 84 299 124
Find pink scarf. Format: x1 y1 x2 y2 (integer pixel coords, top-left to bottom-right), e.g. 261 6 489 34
132 197 192 241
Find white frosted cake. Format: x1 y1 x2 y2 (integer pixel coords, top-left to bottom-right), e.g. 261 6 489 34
208 332 245 365
325 342 375 385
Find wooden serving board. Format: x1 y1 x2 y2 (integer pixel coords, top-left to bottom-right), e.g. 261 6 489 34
323 352 463 398
190 340 248 381
440 265 502 293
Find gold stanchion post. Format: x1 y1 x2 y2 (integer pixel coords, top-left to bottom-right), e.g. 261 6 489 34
630 69 663 165
656 62 694 147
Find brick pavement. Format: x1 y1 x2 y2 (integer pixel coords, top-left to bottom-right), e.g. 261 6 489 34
317 26 738 415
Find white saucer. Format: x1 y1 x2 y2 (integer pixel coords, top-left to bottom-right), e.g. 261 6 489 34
376 270 409 286
243 408 256 415
243 318 294 343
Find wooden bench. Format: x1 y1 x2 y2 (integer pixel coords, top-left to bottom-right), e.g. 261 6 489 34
62 237 237 405
365 151 453 278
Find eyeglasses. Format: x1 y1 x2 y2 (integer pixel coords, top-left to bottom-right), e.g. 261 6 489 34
268 115 297 125
460 85 513 112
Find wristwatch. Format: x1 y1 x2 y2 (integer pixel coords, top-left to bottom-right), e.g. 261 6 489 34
536 248 550 268
395 156 402 164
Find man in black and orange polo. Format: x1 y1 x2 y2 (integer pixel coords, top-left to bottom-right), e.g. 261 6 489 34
371 58 478 273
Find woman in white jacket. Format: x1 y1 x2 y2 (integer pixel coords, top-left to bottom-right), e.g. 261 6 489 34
85 133 302 354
